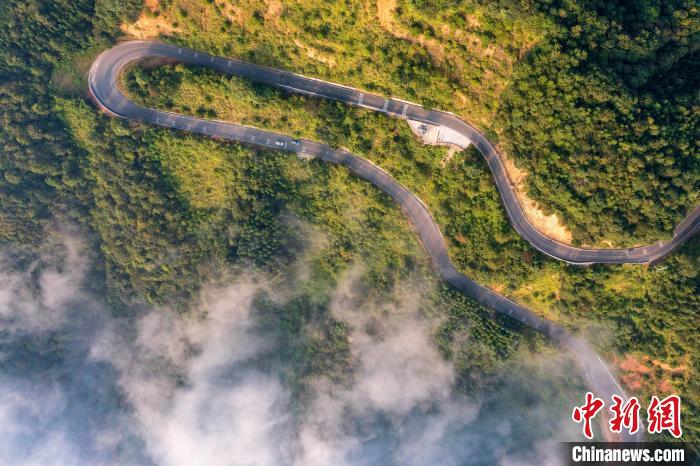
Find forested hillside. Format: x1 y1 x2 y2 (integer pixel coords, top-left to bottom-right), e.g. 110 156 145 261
493 0 698 245
0 0 697 443
0 0 141 243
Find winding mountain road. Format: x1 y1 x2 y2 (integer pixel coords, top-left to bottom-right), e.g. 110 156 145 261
89 41 698 442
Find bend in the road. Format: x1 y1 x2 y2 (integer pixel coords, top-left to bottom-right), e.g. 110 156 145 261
90 41 699 265
87 41 685 442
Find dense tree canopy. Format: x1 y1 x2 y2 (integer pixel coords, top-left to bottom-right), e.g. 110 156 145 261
492 0 698 244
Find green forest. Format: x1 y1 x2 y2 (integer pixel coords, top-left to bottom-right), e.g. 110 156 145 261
0 0 698 443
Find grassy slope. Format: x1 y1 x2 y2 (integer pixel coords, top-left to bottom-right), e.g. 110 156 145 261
135 0 548 128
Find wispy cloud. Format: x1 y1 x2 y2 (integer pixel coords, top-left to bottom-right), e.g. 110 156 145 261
0 235 147 465
294 273 466 465
294 270 580 466
0 236 87 332
91 282 294 466
0 233 582 466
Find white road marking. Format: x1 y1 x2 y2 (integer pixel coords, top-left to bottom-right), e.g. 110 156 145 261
358 93 364 106
382 100 389 112
596 355 626 396
401 104 408 117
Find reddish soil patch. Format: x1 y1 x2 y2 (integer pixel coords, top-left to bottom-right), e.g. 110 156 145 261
145 0 159 13
617 354 687 395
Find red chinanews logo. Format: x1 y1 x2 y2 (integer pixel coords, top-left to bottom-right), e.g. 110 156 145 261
571 393 682 439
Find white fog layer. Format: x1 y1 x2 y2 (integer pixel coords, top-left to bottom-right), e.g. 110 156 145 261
0 235 582 466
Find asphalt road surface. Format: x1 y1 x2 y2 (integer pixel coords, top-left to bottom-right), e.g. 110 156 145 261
89 40 696 441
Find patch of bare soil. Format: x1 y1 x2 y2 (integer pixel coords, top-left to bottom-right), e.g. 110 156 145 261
264 0 283 21
293 39 337 67
617 354 688 395
377 0 398 31
222 4 245 26
466 13 481 28
145 0 159 13
120 13 180 39
500 152 574 245
440 146 459 167
377 1 511 69
488 282 506 294
376 0 444 62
